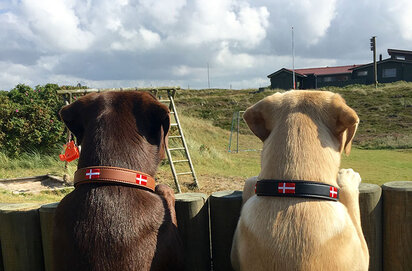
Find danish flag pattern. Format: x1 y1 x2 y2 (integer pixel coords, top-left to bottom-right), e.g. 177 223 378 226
329 186 338 198
136 174 148 186
278 182 296 194
85 169 100 179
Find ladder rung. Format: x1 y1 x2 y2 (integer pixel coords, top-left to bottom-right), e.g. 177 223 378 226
159 99 171 103
173 159 189 163
170 112 175 114
169 135 182 139
169 147 185 151
171 123 178 126
176 172 193 176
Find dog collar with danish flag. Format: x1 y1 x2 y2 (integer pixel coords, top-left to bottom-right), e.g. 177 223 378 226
255 180 339 201
74 166 156 191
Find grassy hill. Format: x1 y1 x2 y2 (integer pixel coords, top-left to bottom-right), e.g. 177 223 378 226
175 81 412 149
2 113 411 203
0 81 411 202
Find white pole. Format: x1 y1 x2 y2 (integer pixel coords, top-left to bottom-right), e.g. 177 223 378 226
292 26 295 89
207 62 210 89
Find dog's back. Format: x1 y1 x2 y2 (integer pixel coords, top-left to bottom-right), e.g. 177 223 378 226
231 91 368 271
234 196 364 270
54 185 182 270
53 91 183 271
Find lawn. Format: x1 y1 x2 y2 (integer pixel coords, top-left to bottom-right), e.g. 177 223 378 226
1 147 410 204
1 118 410 203
1 84 411 203
341 148 412 185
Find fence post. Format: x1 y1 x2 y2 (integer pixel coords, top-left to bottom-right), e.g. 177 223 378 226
39 202 59 271
0 241 3 271
359 183 382 271
175 193 210 271
209 190 242 271
236 112 240 153
382 181 412 271
0 203 44 271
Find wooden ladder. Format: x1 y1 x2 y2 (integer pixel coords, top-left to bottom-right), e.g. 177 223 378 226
154 88 199 193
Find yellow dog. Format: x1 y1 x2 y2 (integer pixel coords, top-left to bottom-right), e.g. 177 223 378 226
231 90 369 271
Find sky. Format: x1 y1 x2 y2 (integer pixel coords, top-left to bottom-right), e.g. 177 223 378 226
1 0 411 90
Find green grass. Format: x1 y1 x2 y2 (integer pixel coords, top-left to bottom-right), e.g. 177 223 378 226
1 83 411 202
0 188 73 204
341 149 412 185
0 151 77 179
176 82 412 149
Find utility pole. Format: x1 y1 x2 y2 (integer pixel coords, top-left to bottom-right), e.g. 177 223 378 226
370 36 378 88
207 62 210 89
292 26 296 89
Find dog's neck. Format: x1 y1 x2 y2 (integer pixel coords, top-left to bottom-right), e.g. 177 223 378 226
77 144 159 177
77 119 161 177
259 113 341 186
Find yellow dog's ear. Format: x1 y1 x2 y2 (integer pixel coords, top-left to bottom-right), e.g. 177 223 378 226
243 95 278 142
331 94 359 155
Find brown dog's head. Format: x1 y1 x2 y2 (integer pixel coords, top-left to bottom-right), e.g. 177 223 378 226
60 91 170 176
243 90 359 182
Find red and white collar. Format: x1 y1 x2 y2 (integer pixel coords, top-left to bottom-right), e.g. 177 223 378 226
255 180 339 201
73 166 156 191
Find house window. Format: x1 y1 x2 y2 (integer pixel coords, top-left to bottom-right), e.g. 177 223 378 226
357 71 368 76
383 68 396 78
323 76 334 82
337 75 349 81
396 56 406 60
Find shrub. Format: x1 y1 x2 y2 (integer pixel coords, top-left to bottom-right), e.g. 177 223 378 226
0 84 66 156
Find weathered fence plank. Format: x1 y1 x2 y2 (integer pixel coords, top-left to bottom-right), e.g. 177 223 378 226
175 193 210 271
39 202 59 271
382 181 412 271
359 183 382 271
0 203 44 271
0 181 411 271
209 190 242 271
0 241 3 271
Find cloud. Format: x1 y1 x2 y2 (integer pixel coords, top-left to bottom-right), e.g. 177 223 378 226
36 55 61 71
110 27 161 51
0 61 34 88
385 0 412 40
215 42 256 69
139 0 187 25
182 0 269 48
20 0 94 51
0 0 411 91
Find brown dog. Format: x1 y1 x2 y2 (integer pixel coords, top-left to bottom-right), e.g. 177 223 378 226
231 90 369 270
53 91 184 271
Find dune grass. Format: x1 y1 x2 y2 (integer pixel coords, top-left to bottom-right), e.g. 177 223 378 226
176 82 412 149
0 151 77 179
0 188 73 204
341 148 412 185
1 95 411 203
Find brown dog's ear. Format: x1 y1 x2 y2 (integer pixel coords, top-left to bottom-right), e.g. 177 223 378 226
331 94 359 155
243 97 273 142
59 100 85 144
138 97 170 160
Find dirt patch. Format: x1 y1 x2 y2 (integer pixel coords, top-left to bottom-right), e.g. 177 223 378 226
0 172 248 196
0 175 70 194
155 170 247 194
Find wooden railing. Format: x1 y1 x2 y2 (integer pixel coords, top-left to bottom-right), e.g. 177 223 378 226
0 181 411 271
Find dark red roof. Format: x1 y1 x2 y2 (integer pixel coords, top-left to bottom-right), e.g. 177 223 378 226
287 64 363 76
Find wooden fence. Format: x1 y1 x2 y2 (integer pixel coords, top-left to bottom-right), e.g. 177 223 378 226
0 181 411 271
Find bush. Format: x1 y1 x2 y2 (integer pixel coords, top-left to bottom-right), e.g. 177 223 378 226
0 84 66 156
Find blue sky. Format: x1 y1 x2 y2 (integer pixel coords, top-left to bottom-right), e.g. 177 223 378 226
1 0 411 90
